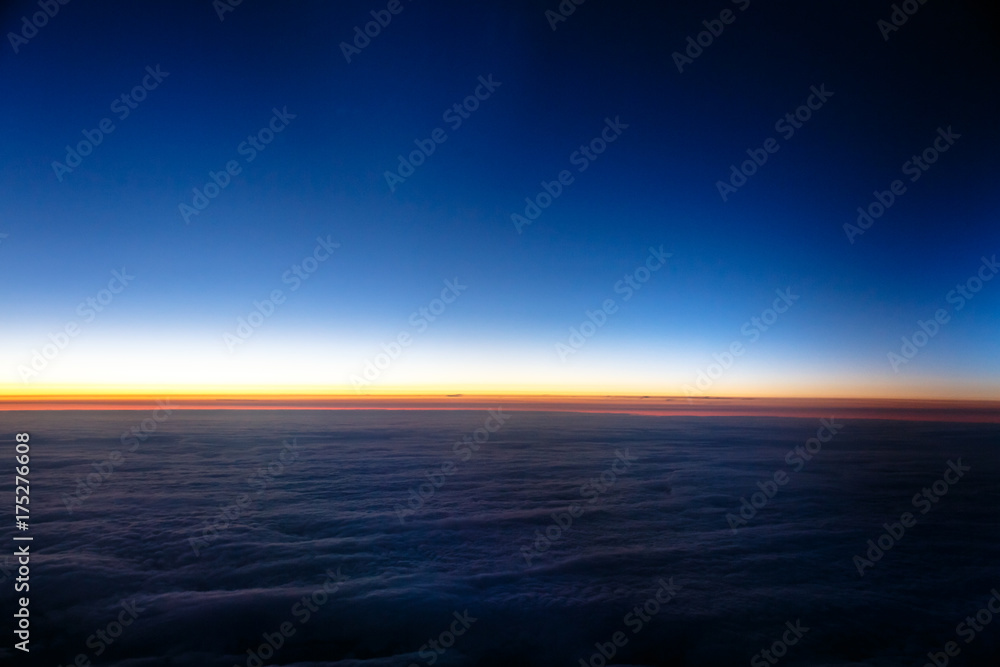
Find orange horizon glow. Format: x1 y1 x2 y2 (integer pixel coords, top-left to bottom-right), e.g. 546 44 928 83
1 386 998 423
3 380 999 400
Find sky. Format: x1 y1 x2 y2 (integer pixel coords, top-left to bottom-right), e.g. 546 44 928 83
1 0 998 400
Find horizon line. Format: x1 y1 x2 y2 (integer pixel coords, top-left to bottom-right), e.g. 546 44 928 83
2 393 998 423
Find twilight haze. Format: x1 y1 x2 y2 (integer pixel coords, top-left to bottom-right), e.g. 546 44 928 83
3 3 1000 666
0 0 997 405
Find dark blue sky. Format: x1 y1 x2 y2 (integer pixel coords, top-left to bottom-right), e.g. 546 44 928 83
1 0 998 397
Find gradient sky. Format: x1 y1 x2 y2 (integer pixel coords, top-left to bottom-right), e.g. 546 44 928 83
1 0 998 398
